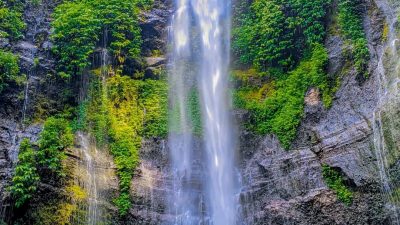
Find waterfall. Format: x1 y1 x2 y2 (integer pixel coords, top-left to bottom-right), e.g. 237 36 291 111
373 1 400 224
168 0 239 224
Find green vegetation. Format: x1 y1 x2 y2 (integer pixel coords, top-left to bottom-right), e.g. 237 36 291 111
140 79 168 138
233 0 332 71
51 1 101 78
37 117 74 176
338 0 370 77
234 44 331 148
188 89 202 136
9 138 40 208
322 164 353 205
231 0 368 148
0 4 25 40
169 87 203 136
0 49 20 93
31 184 88 225
81 70 168 215
51 0 152 78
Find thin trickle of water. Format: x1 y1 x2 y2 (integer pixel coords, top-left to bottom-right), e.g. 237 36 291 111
373 1 400 224
77 132 100 225
168 0 239 224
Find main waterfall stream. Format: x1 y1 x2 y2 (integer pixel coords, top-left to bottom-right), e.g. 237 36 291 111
168 0 239 224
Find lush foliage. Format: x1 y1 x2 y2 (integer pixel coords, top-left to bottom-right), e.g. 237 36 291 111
51 0 151 78
9 138 40 208
37 117 74 176
81 71 167 215
139 79 168 138
30 184 88 225
0 3 25 40
0 49 20 93
338 0 370 77
51 1 101 78
233 0 332 71
234 44 331 148
322 164 353 205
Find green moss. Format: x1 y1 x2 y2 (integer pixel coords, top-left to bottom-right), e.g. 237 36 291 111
9 138 40 208
322 164 353 205
382 21 389 42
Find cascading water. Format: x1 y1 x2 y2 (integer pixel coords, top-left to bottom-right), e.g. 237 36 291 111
373 0 400 224
168 0 239 224
76 132 99 225
192 1 238 224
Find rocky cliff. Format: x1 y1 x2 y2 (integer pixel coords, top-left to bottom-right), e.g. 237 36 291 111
0 0 398 224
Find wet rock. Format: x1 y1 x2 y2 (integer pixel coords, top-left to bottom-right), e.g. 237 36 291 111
326 36 345 77
145 56 166 67
0 38 10 48
140 0 172 56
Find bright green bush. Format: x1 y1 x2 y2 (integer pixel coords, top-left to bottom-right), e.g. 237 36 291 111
9 138 40 208
322 164 353 205
233 0 332 71
338 0 370 77
37 117 74 176
234 44 330 149
0 49 20 93
0 6 25 39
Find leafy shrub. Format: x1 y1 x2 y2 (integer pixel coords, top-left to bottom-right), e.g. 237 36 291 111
0 6 25 40
51 1 101 78
37 117 74 176
0 49 20 93
338 0 370 77
9 138 40 208
322 164 353 205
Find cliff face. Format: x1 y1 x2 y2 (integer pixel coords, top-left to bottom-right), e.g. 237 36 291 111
0 0 60 215
129 0 397 224
0 0 398 224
